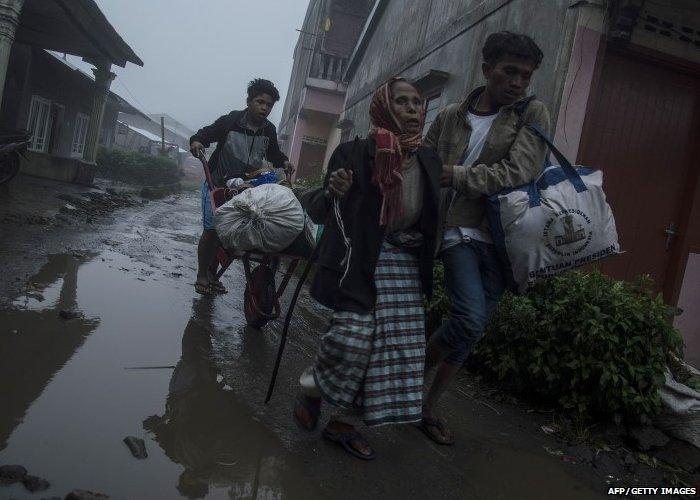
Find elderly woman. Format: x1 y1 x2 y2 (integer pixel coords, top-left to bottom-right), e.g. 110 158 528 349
293 78 441 460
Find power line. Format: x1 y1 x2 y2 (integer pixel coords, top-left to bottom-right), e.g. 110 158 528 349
114 74 149 113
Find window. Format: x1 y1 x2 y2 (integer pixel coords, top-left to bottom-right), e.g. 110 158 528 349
422 94 442 137
27 96 52 152
71 113 90 158
48 104 65 154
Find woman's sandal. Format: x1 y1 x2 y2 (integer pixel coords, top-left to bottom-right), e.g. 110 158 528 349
419 416 456 446
322 427 376 461
293 394 321 431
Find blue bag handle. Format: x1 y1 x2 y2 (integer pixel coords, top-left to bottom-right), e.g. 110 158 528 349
528 124 587 194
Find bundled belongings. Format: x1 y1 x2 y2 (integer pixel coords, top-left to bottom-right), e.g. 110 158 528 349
487 124 620 293
215 183 315 255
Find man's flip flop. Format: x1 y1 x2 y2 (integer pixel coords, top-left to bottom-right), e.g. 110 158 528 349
210 281 228 294
194 282 214 295
322 428 376 461
419 416 455 445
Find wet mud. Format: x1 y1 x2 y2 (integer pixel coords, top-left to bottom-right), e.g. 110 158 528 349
0 176 611 499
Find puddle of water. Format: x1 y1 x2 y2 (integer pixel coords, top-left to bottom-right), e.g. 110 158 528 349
0 246 604 499
0 251 314 499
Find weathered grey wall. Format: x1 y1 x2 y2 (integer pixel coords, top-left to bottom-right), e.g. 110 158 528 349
342 0 580 137
278 0 325 146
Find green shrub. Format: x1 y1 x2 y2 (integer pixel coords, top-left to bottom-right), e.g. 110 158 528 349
96 148 183 186
473 271 683 424
425 262 451 334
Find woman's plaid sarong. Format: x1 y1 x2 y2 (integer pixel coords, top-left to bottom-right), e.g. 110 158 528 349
313 243 425 426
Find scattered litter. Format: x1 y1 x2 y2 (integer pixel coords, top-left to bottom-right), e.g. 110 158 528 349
123 436 148 459
476 399 502 416
543 446 564 457
216 461 238 467
216 374 224 383
541 425 559 435
222 384 233 391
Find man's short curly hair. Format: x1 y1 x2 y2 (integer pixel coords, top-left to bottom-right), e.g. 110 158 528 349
247 78 280 102
482 32 543 68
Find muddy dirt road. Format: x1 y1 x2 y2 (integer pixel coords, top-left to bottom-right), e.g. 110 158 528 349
0 175 609 499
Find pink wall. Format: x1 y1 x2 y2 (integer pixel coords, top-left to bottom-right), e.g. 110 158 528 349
287 86 345 181
288 113 308 171
304 87 345 115
675 253 700 368
553 27 602 163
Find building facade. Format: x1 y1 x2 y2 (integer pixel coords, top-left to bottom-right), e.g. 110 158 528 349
277 0 371 180
340 0 700 365
117 111 193 166
1 47 144 183
0 0 142 184
113 120 183 162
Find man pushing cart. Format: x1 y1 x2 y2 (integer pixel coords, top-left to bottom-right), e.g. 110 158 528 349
189 78 295 295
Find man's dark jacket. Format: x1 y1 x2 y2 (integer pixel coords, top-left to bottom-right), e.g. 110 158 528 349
190 110 288 187
302 139 441 314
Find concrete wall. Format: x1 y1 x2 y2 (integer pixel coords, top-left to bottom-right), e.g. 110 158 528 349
278 0 371 154
342 0 581 137
278 0 325 147
20 152 94 185
631 0 700 66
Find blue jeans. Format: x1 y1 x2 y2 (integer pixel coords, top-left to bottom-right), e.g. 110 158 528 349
436 240 505 366
201 181 215 230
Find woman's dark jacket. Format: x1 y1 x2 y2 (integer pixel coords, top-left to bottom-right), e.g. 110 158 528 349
302 138 441 314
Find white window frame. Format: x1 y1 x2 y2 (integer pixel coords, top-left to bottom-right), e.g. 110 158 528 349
71 112 90 158
26 95 52 153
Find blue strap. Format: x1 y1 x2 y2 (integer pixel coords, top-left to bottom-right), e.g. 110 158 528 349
528 124 587 194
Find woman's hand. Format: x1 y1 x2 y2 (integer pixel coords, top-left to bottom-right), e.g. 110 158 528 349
440 164 454 187
326 169 353 199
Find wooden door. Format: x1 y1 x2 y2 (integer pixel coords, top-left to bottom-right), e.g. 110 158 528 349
578 50 700 295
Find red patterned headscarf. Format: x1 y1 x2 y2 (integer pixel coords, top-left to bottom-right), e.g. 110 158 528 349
368 77 424 227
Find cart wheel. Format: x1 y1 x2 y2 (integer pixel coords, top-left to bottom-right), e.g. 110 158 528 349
244 263 276 329
244 285 268 329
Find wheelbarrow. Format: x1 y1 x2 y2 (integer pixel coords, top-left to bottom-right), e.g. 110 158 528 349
198 152 305 329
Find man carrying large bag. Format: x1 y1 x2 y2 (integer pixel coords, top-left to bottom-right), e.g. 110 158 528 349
422 32 550 445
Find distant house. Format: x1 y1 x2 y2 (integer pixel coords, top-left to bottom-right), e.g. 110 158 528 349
113 120 183 162
277 0 372 180
117 113 194 151
148 113 195 149
0 0 143 185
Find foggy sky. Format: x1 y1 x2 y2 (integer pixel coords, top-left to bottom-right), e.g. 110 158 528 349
69 0 308 132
